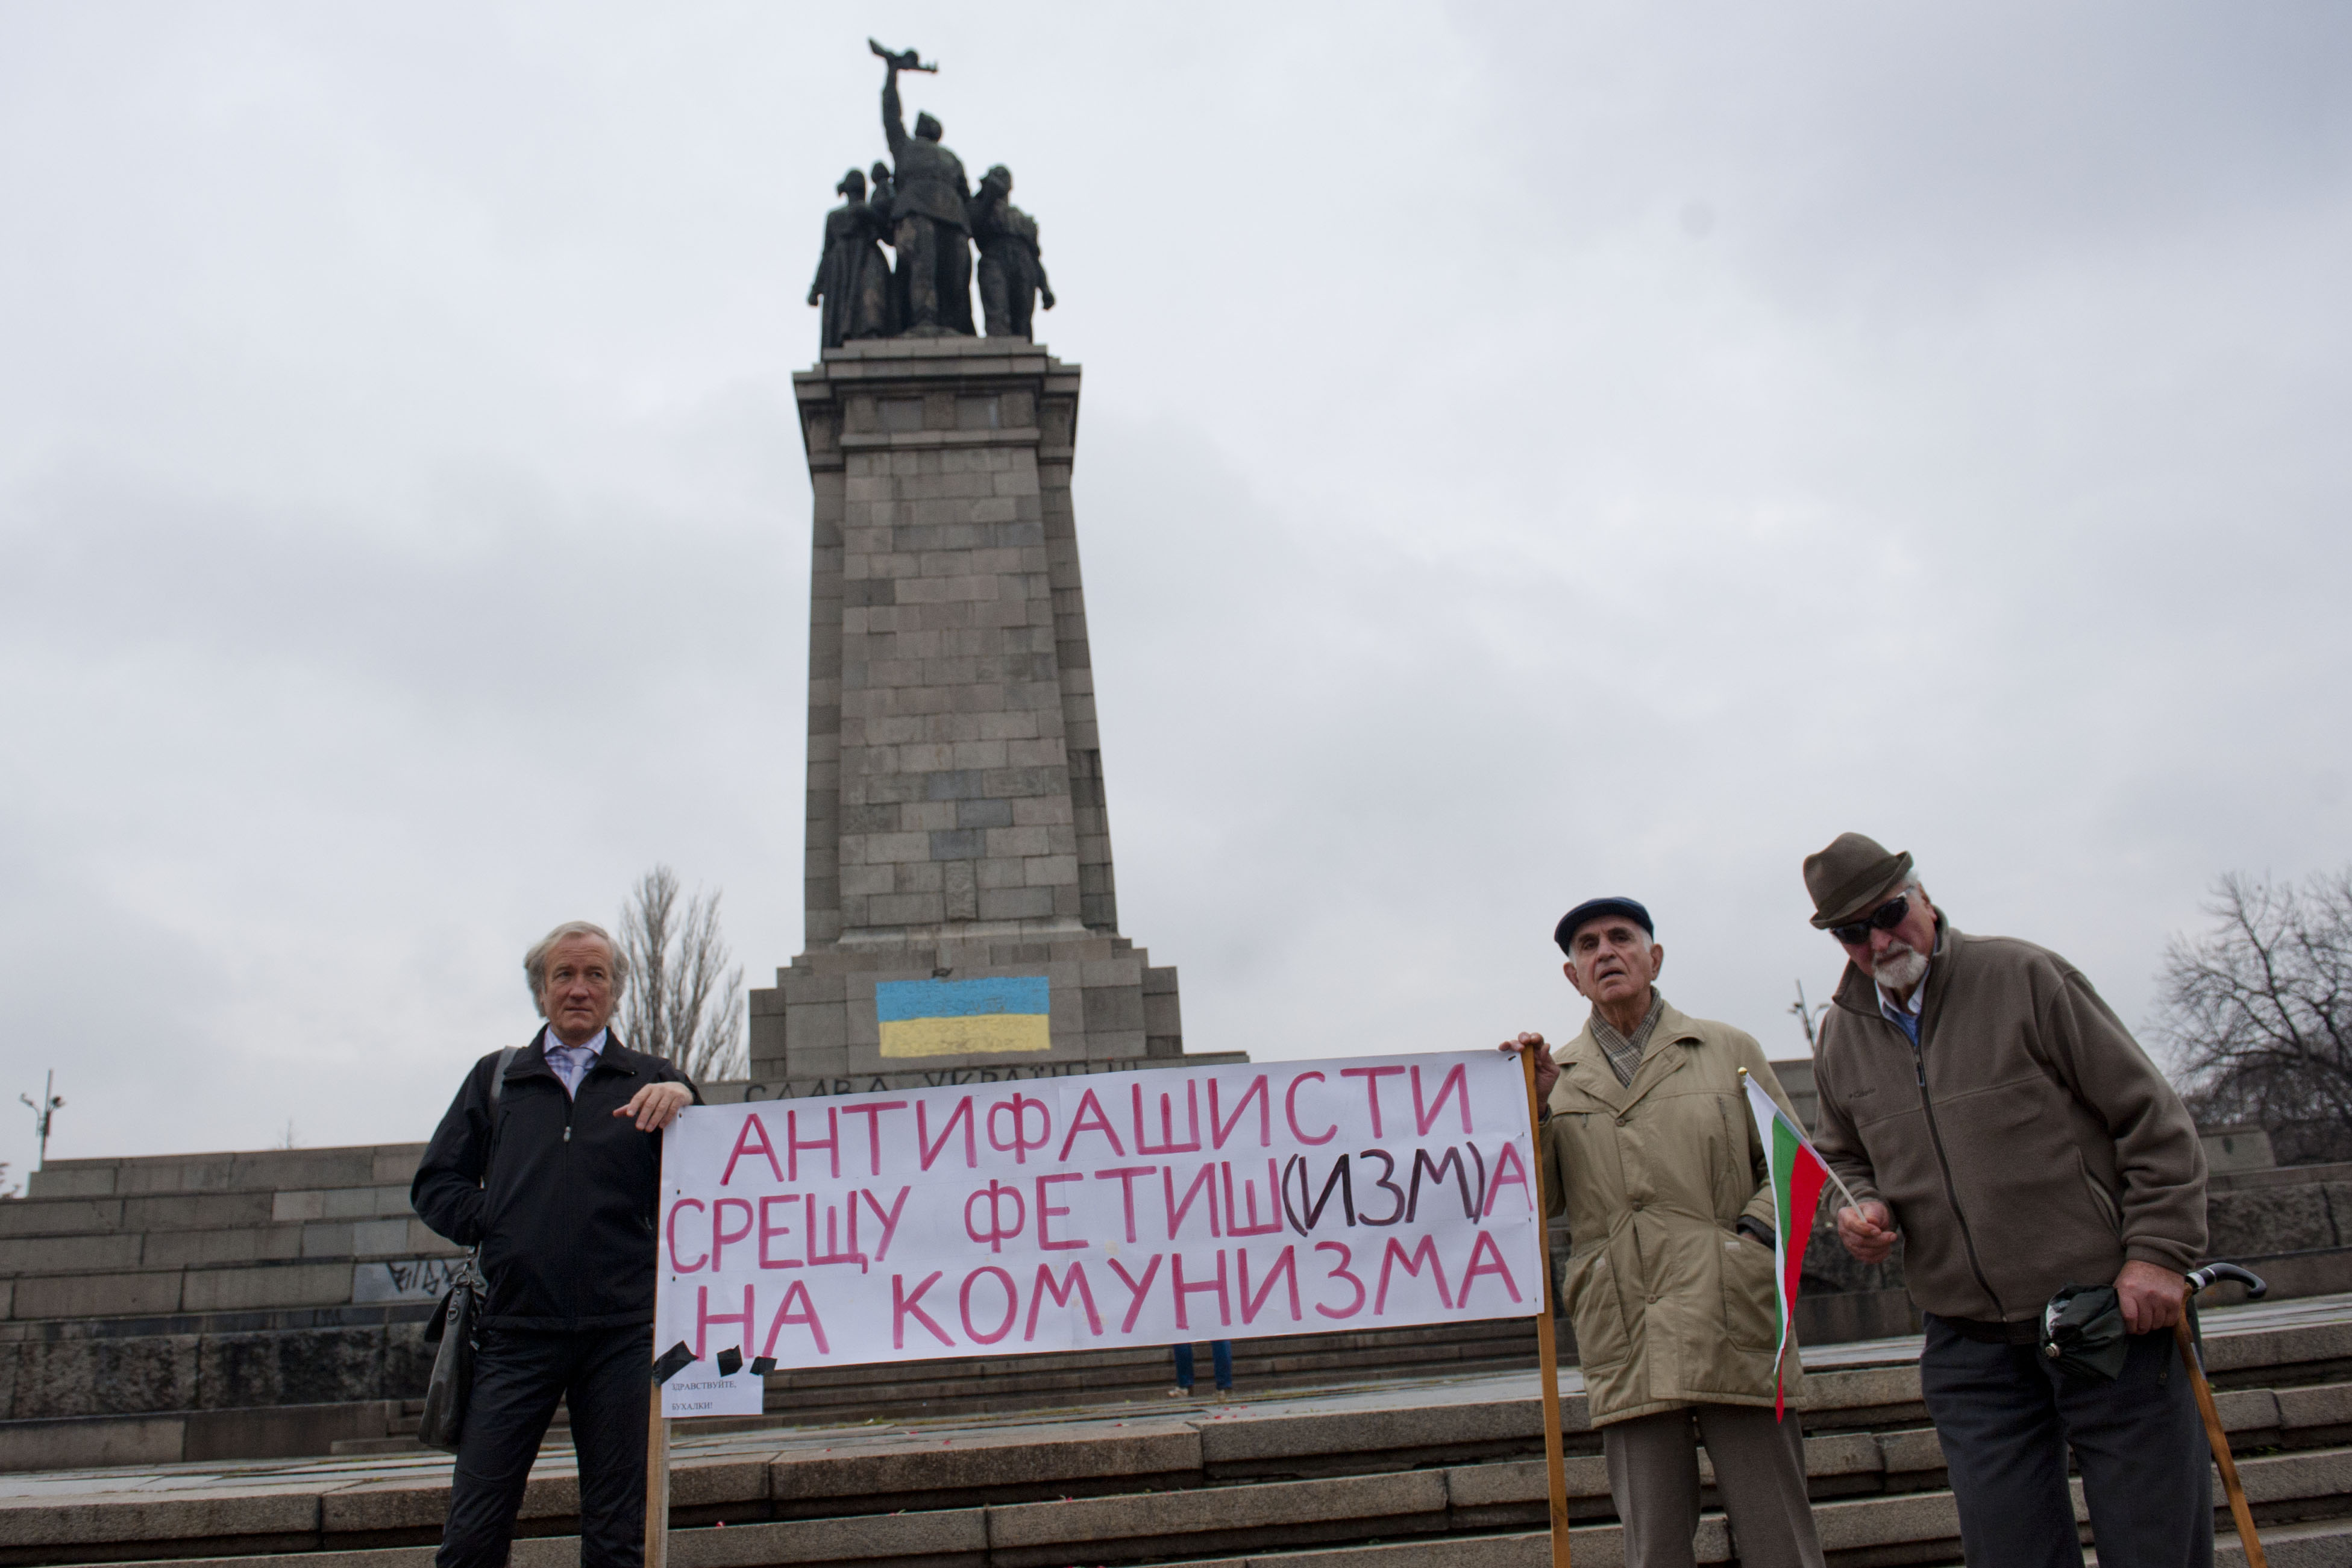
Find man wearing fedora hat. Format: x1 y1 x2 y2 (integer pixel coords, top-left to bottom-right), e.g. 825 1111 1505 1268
1801 833 2210 1567
1502 897 1825 1568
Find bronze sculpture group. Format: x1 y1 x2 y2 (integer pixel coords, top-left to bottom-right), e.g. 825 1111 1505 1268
809 43 1055 348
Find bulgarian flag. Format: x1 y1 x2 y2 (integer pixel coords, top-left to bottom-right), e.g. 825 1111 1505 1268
1742 1070 1849 1419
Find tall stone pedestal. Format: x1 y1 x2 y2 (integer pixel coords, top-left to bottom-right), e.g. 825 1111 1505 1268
745 337 1234 1098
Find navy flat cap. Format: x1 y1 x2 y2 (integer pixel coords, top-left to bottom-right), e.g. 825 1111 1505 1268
1554 897 1654 955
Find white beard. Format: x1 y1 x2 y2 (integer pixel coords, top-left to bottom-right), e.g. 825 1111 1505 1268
1872 946 1928 993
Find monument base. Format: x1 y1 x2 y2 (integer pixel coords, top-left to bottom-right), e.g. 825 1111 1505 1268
746 931 1200 1090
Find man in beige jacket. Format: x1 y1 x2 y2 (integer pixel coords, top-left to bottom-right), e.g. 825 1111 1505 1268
1504 897 1824 1568
1804 833 2210 1568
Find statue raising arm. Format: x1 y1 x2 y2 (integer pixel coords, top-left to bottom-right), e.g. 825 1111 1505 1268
871 39 934 159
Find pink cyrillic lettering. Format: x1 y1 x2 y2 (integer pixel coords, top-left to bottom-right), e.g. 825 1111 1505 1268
861 1185 911 1259
695 1284 753 1358
959 1266 1019 1344
1027 1261 1103 1339
761 1278 829 1355
1133 1080 1203 1155
1375 1234 1454 1314
1209 1075 1270 1150
1104 1253 1163 1333
1315 1240 1366 1319
1285 1071 1337 1146
757 1194 801 1269
1411 1063 1472 1136
1095 1165 1155 1243
892 1271 954 1348
1460 1229 1523 1305
721 1115 785 1185
1482 1140 1534 1217
1223 1158 1284 1237
919 1096 977 1171
1240 1245 1302 1325
786 1107 840 1181
841 1101 906 1176
1163 1162 1221 1241
964 1179 1027 1253
807 1196 865 1268
1057 1088 1127 1159
1171 1249 1231 1330
712 1197 754 1270
1340 1067 1406 1137
986 1093 1052 1165
1036 1172 1087 1250
666 1199 707 1272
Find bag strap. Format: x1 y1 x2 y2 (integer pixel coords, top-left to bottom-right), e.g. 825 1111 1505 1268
466 1045 523 1274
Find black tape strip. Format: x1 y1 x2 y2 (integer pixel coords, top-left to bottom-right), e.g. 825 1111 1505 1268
715 1347 743 1378
651 1341 696 1384
750 1356 776 1376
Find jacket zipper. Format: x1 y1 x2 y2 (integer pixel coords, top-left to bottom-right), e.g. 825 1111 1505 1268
1907 1033 2006 1321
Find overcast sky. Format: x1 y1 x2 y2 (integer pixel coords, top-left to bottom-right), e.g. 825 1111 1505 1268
2 4 2347 1175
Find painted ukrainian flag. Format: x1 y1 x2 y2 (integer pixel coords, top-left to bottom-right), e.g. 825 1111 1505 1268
876 975 1052 1058
1743 1073 1835 1419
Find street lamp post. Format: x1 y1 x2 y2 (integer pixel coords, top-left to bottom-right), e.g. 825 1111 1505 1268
20 1071 62 1171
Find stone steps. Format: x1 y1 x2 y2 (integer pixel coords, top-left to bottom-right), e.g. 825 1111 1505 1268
10 1447 2345 1568
4 1300 2346 1568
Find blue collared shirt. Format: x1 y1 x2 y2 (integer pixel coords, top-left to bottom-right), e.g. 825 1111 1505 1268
1877 967 1927 1046
542 1027 608 1099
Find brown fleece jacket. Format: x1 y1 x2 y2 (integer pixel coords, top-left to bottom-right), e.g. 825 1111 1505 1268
1811 914 2206 1324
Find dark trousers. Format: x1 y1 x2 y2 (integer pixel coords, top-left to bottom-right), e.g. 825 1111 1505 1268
438 1325 650 1568
1920 1314 2212 1568
1601 1405 1824 1568
1172 1340 1232 1391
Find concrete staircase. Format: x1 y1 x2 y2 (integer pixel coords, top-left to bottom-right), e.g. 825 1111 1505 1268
0 1147 459 1469
5 1296 2348 1568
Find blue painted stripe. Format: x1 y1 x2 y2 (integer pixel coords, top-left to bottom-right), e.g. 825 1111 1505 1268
875 975 1050 1023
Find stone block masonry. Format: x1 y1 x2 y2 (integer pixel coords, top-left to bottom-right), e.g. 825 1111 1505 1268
750 337 1229 1091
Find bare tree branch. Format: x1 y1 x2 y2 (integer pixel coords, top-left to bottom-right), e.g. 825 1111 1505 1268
2157 869 2352 1164
618 865 746 1083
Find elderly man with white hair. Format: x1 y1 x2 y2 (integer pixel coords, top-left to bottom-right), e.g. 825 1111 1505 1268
412 921 699 1568
1802 833 2211 1568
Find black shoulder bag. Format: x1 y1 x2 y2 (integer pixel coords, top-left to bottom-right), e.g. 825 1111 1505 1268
417 1045 518 1454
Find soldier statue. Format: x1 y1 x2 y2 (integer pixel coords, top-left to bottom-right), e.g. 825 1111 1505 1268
807 167 897 348
873 42 974 336
968 166 1054 341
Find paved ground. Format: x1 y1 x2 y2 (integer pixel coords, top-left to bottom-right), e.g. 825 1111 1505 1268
10 1293 2347 1507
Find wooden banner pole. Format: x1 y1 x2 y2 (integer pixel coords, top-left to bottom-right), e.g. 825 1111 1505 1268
1521 1046 1573 1568
644 1361 671 1568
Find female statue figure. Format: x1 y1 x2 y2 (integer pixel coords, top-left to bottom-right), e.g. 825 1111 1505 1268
808 168 897 347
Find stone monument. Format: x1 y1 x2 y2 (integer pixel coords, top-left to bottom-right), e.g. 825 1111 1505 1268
748 46 1233 1097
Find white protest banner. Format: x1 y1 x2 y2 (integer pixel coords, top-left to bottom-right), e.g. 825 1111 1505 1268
653 1050 1542 1416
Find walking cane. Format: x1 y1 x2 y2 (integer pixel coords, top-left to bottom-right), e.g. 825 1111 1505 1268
2175 1262 2269 1568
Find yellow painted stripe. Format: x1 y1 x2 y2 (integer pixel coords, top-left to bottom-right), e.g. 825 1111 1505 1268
879 1013 1052 1058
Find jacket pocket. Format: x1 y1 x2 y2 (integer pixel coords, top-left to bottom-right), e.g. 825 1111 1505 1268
2077 1150 2122 1236
1563 1246 1632 1369
1720 1229 1781 1351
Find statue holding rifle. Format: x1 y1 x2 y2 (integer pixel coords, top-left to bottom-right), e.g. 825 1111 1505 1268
871 40 975 336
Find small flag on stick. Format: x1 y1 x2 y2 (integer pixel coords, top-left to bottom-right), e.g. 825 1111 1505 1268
1740 1068 1857 1419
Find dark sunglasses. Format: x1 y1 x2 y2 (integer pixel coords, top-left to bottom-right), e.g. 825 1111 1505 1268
1831 895 1909 948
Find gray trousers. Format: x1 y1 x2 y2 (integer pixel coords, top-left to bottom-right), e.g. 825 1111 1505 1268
1601 1403 1825 1568
1920 1315 2212 1567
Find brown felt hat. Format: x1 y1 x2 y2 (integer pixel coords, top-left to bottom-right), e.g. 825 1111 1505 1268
1804 833 1915 929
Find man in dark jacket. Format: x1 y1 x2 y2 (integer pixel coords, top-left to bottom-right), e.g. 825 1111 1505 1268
1802 834 2209 1568
413 921 698 1568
